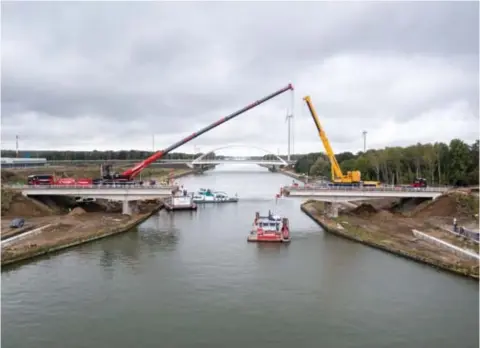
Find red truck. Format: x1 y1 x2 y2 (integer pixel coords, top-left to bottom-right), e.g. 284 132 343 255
412 178 427 188
27 174 55 185
27 175 92 186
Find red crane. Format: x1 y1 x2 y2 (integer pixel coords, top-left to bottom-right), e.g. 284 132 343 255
97 83 294 183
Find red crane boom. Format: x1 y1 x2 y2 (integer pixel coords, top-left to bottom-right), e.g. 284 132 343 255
103 84 294 181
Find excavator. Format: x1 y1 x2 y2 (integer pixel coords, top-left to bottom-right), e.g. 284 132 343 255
303 95 380 187
91 84 295 185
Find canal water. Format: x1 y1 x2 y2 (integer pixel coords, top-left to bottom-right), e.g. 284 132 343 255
2 166 479 348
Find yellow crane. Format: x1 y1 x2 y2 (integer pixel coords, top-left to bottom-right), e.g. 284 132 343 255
303 95 380 187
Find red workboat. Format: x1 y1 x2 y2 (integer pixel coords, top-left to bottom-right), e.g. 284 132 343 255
247 211 291 243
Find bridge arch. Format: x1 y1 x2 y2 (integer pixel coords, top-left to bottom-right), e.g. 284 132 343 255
191 144 288 165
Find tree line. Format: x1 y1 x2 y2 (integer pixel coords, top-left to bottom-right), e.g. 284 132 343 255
2 139 478 186
0 150 212 161
0 149 299 161
292 139 479 186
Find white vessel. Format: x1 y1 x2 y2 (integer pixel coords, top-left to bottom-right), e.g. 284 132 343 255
163 189 197 211
192 188 239 203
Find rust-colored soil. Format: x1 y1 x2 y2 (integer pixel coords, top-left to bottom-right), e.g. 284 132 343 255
350 203 378 217
1 187 54 217
412 192 478 218
68 206 86 216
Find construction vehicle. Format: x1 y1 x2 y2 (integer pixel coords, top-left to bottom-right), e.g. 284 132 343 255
26 84 294 186
412 177 427 188
91 84 295 185
303 96 380 187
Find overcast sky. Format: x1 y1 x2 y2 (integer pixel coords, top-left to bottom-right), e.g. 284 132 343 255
1 1 479 157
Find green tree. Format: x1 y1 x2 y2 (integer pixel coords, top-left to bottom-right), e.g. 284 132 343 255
448 139 471 185
309 157 330 178
291 138 479 186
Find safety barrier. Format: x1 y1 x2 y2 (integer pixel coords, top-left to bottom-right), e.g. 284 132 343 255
283 185 449 193
9 184 179 190
412 229 480 261
448 227 480 243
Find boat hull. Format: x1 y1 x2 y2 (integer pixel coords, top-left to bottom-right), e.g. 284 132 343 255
165 205 198 211
193 198 239 204
247 233 291 243
163 196 197 211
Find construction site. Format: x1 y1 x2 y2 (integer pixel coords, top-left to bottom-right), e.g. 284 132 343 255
1 84 295 266
302 189 479 279
2 85 479 275
0 165 192 266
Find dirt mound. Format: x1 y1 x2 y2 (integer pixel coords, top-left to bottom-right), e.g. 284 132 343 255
413 192 479 218
68 207 86 216
1 187 54 217
374 210 395 221
389 197 431 214
1 170 18 183
350 203 378 217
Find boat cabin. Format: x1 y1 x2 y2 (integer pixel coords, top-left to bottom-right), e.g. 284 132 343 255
254 211 283 233
257 219 281 232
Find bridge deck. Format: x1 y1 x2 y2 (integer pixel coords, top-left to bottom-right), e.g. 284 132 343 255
13 185 179 201
282 186 448 201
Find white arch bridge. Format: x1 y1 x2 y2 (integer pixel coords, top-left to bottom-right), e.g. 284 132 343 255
185 144 294 167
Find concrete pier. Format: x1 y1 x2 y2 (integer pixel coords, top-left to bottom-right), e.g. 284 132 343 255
122 200 132 215
324 202 339 218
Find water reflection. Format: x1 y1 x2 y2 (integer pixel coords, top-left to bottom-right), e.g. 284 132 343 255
139 227 179 250
96 216 181 276
254 242 290 255
253 242 290 261
97 228 143 275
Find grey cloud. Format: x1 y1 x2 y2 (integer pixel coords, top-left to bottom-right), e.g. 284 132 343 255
1 1 478 151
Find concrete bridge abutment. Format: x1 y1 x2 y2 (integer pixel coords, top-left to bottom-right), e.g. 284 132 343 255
324 202 339 218
122 199 132 215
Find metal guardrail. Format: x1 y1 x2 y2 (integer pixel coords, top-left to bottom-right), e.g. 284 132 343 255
9 184 178 190
283 185 449 193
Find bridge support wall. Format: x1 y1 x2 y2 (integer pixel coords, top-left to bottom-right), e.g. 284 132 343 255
324 202 339 218
122 199 132 215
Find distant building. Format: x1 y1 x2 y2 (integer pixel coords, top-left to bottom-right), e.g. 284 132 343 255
0 157 47 169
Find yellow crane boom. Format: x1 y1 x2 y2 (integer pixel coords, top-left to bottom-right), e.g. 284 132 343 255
303 96 363 185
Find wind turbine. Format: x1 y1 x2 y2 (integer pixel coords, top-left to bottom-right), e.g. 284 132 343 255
285 110 293 162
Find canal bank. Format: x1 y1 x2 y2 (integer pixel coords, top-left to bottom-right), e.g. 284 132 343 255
2 165 479 348
1 204 164 267
301 200 479 279
280 168 308 183
1 168 197 267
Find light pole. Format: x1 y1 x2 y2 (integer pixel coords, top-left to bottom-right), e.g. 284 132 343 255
15 135 19 158
362 130 367 152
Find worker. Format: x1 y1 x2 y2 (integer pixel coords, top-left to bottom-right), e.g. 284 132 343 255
453 217 458 232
